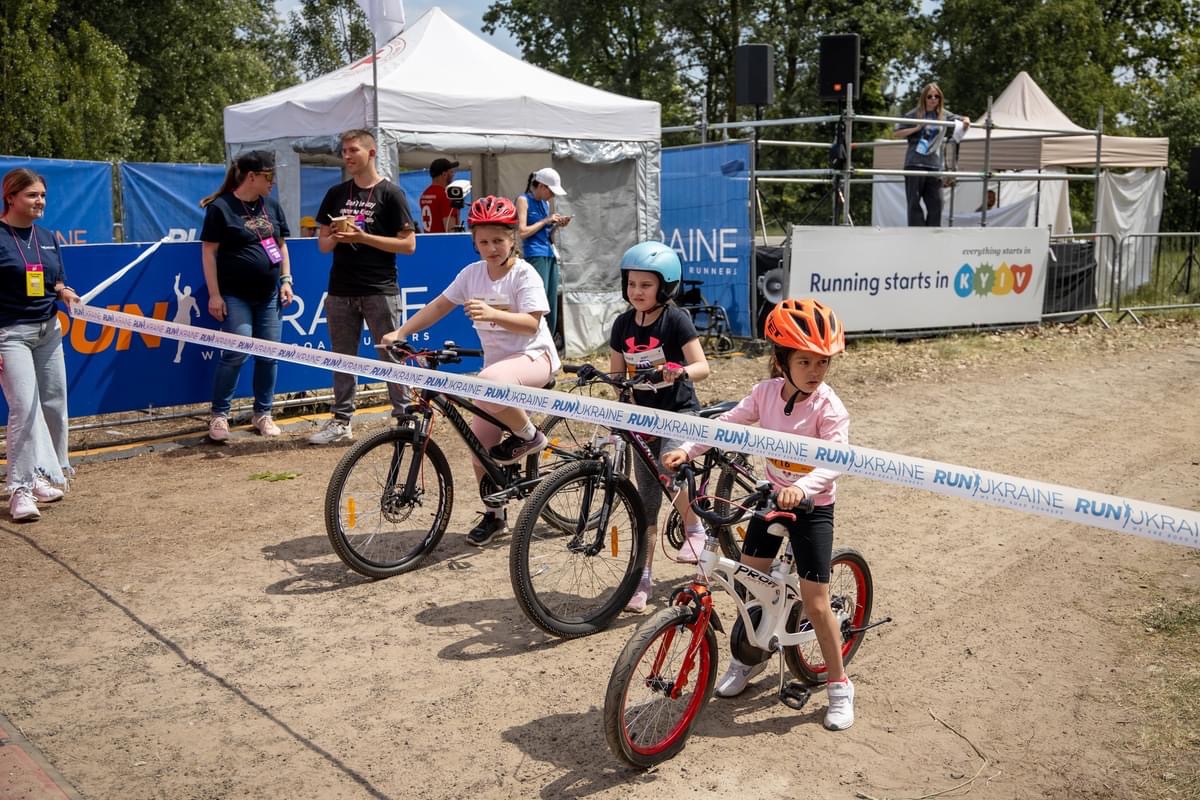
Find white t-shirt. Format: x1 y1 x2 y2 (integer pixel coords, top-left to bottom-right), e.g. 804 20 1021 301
442 258 561 370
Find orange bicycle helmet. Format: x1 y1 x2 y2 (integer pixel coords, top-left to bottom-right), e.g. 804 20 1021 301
764 298 845 356
467 195 517 227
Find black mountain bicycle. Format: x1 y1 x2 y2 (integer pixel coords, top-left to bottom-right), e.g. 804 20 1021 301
508 365 766 639
324 342 573 578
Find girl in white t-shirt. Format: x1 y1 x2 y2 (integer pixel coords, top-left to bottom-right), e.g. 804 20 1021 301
381 195 560 546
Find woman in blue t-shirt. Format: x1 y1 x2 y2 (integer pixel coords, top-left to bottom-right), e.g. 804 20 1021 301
199 150 294 441
0 168 79 522
515 168 572 344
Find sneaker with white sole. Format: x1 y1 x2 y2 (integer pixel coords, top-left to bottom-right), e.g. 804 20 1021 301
10 487 40 521
488 430 548 465
824 678 855 730
208 415 230 442
308 418 352 445
715 657 768 698
466 511 507 546
676 528 709 564
252 413 282 437
624 575 653 613
32 476 64 503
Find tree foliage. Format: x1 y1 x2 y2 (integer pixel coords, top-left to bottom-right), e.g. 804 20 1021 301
287 0 373 80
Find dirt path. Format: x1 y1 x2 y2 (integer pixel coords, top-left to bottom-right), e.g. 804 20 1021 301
2 325 1198 799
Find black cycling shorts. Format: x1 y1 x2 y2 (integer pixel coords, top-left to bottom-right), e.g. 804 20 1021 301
740 502 835 583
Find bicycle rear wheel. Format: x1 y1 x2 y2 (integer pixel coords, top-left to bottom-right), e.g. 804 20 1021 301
604 605 717 768
325 427 452 578
509 459 647 638
783 548 873 685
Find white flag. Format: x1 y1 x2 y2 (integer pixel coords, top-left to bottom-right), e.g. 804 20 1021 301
355 0 406 44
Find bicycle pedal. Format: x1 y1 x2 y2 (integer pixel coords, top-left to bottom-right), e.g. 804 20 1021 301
779 681 811 711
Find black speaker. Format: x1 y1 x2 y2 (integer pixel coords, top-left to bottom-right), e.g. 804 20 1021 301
818 34 861 102
735 44 774 107
1188 146 1200 193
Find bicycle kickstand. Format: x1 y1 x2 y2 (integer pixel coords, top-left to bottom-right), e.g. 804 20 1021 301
776 653 811 710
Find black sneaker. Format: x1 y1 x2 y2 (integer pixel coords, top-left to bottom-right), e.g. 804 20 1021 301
466 512 507 547
488 430 548 465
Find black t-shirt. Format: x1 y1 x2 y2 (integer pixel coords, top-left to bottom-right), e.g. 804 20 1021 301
316 178 415 296
199 191 290 302
0 221 66 327
609 304 701 412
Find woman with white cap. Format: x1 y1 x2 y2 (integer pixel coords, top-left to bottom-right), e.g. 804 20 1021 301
515 167 571 344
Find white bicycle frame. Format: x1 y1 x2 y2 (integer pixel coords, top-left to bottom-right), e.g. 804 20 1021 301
695 535 849 653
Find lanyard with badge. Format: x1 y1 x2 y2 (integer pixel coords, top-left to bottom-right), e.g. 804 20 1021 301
7 224 46 296
349 181 378 230
241 198 283 264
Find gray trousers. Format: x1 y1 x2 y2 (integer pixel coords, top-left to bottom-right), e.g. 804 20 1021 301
325 294 408 420
0 318 70 489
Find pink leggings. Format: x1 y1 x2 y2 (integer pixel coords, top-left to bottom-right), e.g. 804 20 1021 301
469 352 554 465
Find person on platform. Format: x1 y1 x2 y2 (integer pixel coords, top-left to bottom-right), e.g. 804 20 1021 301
895 83 970 227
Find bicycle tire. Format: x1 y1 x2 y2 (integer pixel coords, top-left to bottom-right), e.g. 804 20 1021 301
509 459 648 638
325 427 452 578
604 605 717 768
783 548 873 685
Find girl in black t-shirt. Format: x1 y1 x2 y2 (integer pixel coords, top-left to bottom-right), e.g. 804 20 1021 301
606 241 711 612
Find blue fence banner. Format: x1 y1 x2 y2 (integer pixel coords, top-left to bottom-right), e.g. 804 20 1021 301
301 166 342 220
119 162 226 244
1 235 480 419
661 141 753 336
0 155 114 245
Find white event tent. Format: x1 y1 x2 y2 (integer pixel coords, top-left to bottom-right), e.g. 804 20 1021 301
224 6 661 355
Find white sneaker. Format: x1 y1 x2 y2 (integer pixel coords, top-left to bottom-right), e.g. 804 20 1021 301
715 657 768 698
208 415 230 442
32 476 64 503
10 487 41 521
308 419 352 444
824 678 855 730
252 413 282 437
676 528 709 564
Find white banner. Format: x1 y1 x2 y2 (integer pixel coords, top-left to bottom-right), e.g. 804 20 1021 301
788 225 1050 331
68 302 1200 551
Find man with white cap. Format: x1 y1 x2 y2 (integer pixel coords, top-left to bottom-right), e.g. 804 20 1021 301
516 167 571 346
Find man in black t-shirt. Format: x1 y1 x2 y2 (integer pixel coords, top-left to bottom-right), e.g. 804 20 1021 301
309 129 417 444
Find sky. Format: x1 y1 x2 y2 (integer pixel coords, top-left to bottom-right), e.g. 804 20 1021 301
274 1 521 58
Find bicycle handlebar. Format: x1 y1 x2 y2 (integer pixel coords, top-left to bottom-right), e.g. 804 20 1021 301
563 363 688 390
672 462 810 527
379 340 484 366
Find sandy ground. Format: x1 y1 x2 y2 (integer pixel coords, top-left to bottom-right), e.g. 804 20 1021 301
2 323 1198 800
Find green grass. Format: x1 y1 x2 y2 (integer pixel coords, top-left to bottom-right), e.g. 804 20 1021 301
1139 588 1200 799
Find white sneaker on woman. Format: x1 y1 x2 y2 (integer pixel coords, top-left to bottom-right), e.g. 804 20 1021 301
33 476 64 503
10 487 41 521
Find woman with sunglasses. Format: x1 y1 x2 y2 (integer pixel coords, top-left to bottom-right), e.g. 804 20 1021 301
894 83 970 226
198 150 294 440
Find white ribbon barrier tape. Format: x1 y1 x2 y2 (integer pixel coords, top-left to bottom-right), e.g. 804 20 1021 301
70 302 1200 550
79 237 169 305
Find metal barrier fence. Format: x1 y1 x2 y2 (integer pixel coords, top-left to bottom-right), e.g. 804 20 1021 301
1044 233 1119 326
1115 232 1200 321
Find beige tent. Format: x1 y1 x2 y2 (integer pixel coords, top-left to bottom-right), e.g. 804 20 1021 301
872 71 1168 171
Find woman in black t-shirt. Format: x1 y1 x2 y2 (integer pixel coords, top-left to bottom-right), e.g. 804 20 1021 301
199 150 294 441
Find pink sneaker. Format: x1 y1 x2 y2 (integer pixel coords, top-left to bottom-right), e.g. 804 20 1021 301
208 415 230 442
33 476 64 503
624 575 653 613
252 413 282 437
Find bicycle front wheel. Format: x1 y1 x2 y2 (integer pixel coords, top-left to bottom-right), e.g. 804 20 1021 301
325 427 453 578
604 605 717 769
783 548 874 685
509 459 647 638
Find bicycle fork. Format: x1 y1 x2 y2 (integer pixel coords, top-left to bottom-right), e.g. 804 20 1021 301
568 454 619 556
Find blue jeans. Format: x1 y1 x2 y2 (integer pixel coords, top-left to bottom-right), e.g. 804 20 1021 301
0 318 70 490
210 293 281 415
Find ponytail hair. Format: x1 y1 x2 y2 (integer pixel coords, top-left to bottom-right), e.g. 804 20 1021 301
200 162 242 208
525 172 536 193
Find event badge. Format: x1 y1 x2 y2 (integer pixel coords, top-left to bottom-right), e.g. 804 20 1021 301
260 238 284 264
26 264 45 297
354 214 367 230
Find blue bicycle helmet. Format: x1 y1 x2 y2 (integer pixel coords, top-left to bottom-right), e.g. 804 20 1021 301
620 241 682 304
